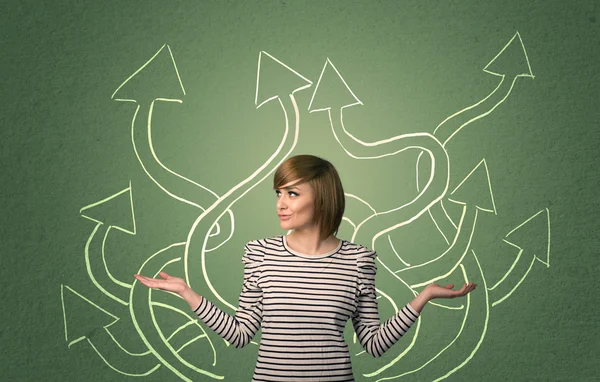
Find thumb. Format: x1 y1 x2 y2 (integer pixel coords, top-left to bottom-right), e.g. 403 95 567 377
159 271 170 279
445 284 454 289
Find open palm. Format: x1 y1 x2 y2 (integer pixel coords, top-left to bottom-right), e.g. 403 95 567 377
134 272 188 294
425 282 477 300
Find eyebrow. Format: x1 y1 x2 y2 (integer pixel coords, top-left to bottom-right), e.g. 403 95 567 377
275 186 300 191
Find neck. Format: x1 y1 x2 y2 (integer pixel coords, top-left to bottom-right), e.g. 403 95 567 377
285 228 339 256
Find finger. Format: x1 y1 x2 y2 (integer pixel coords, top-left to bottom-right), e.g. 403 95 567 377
456 283 469 295
135 275 156 286
135 277 154 287
465 283 476 294
160 272 183 282
135 275 163 288
134 274 151 283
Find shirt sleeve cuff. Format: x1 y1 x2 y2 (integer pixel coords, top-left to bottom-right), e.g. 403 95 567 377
405 302 421 319
193 296 211 320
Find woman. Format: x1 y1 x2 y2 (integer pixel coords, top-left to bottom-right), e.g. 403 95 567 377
134 154 477 381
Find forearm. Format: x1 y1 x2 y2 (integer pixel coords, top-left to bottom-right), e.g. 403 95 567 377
180 285 263 348
408 290 431 313
410 282 476 312
353 303 420 358
180 286 203 311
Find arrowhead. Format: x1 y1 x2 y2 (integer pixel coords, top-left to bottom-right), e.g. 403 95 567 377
504 208 551 266
255 51 312 108
80 182 136 234
61 285 118 346
447 159 497 213
308 58 362 113
483 32 534 78
112 44 186 102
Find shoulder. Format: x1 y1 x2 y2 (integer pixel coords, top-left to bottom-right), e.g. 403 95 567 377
243 235 283 255
342 239 377 260
342 240 377 276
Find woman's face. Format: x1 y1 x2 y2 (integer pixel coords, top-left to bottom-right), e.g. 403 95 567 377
275 179 317 231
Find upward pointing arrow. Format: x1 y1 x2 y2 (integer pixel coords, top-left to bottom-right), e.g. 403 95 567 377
489 208 551 306
80 183 136 235
504 208 551 267
483 32 534 79
447 159 497 215
79 184 135 304
111 44 186 103
255 51 312 108
308 58 362 113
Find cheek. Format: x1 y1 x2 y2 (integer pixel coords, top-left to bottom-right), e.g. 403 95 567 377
300 202 315 218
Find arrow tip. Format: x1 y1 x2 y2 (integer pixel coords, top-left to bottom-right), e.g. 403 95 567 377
308 58 362 113
112 44 186 102
80 184 136 235
448 159 497 214
254 51 312 108
483 32 535 78
505 208 551 266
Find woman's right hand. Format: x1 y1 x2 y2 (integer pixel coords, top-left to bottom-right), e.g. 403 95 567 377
134 272 189 295
424 282 477 300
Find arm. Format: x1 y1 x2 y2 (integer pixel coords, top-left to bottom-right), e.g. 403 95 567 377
352 250 420 358
408 282 477 313
134 243 264 349
192 247 263 348
352 250 477 358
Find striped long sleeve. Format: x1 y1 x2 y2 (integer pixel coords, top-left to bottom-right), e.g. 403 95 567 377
193 243 263 348
352 250 420 358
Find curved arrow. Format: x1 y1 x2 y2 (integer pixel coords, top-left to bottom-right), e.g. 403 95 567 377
112 43 233 247
130 51 312 381
186 51 312 310
308 57 450 272
61 285 160 376
131 243 226 380
349 158 492 376
419 159 496 248
393 32 534 379
416 31 534 245
396 203 479 289
80 183 136 307
348 198 487 376
376 249 489 381
489 208 551 306
431 31 534 148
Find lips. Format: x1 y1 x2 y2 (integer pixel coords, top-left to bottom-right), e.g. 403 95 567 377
279 215 291 220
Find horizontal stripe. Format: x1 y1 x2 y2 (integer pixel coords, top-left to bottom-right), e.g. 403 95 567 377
193 235 420 381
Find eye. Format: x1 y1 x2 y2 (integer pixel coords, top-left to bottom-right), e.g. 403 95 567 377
274 190 298 197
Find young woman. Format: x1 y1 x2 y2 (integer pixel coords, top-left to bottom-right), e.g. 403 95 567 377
134 154 477 381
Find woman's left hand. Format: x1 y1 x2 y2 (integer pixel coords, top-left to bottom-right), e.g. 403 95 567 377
424 282 477 300
133 272 189 295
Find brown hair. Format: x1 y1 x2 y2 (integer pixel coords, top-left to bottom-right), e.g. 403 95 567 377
273 154 345 242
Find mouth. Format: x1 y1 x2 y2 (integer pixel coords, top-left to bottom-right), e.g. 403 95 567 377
278 215 291 220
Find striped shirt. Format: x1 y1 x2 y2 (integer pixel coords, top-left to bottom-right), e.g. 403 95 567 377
193 235 420 381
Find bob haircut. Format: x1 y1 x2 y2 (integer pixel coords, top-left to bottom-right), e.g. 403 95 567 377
273 154 345 242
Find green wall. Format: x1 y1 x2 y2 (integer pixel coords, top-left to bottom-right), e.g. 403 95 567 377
2 1 599 380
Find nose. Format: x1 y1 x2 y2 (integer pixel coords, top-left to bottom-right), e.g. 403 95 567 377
276 196 286 211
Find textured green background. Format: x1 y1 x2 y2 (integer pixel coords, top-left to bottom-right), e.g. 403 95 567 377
1 1 599 381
